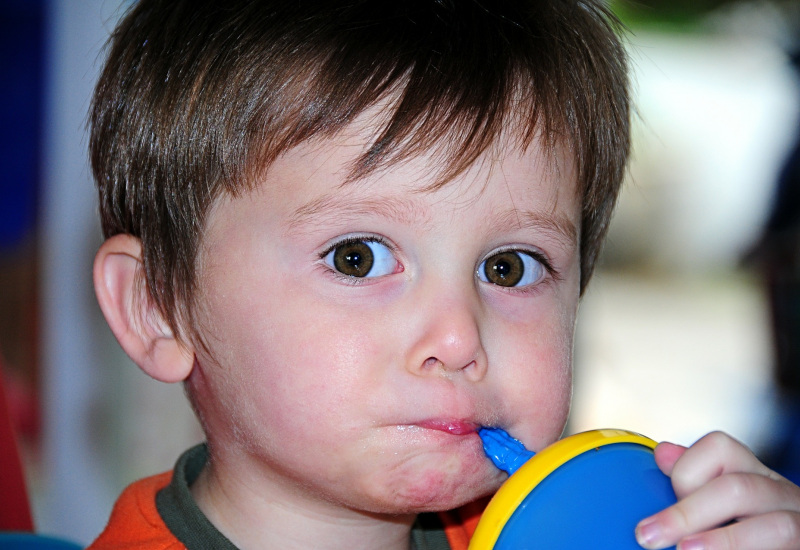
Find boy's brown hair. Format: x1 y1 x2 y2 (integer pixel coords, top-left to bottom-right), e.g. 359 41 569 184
90 0 629 344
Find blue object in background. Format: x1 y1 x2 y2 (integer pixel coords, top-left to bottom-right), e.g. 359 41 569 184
0 0 44 250
0 533 82 549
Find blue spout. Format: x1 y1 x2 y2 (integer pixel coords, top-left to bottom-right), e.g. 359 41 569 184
478 427 535 475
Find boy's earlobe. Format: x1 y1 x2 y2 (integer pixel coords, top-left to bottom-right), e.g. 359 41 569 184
93 234 194 383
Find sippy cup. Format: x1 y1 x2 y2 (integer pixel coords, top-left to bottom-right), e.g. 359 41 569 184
469 428 678 549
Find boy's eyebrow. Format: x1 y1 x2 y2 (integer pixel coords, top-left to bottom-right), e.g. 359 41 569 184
286 193 433 234
287 194 578 249
495 208 578 249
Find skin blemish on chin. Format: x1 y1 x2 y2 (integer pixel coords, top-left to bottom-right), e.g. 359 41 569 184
394 469 449 508
382 450 496 510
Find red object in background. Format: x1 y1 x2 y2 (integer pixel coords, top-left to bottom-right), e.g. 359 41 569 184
0 362 34 531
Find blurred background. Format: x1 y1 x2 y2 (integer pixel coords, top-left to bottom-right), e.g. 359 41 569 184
0 0 799 545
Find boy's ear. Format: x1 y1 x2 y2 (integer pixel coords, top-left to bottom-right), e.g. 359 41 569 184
93 234 194 383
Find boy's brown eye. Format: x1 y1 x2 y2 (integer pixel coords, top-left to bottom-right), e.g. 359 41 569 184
483 252 523 286
478 250 545 288
324 238 398 279
333 242 374 277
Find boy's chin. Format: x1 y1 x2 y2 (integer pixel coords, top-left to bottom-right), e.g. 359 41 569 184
357 462 506 514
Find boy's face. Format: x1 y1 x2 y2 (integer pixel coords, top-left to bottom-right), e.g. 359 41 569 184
189 120 581 515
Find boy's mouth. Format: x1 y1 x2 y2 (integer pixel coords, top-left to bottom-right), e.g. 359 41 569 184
413 419 480 435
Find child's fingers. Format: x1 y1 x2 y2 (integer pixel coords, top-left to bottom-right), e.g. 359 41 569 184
636 431 800 549
674 511 800 550
636 472 800 548
666 432 775 499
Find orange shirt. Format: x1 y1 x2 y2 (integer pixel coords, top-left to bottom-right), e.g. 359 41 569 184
88 472 181 550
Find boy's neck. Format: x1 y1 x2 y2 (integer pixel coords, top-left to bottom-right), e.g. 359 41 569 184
191 453 417 550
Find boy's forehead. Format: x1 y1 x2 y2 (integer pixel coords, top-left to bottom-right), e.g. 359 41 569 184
261 116 580 245
284 104 578 195
274 95 575 188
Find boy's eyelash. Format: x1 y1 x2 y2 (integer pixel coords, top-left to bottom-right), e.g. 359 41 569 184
535 251 560 280
318 235 392 260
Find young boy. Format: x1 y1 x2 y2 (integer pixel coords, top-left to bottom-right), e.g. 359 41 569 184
87 1 800 549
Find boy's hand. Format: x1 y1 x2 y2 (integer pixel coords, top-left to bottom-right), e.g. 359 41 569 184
635 431 800 550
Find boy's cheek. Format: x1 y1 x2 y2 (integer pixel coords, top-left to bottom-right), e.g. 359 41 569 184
488 327 573 449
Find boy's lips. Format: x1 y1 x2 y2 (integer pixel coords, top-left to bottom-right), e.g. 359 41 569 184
412 419 480 436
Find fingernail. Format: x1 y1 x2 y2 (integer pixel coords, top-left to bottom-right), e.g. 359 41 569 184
636 518 664 548
678 537 705 550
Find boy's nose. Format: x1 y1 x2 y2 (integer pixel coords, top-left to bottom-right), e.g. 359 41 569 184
404 289 488 382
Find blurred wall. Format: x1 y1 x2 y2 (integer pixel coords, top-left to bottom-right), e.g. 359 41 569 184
36 1 201 543
37 0 123 541
573 5 800 453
